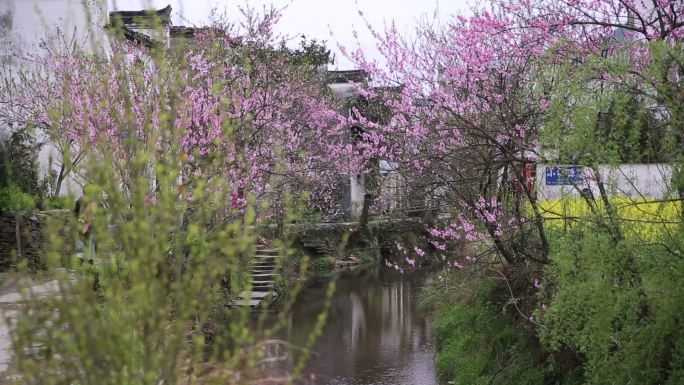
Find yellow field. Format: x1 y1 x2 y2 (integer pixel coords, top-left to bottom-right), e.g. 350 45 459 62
537 197 682 241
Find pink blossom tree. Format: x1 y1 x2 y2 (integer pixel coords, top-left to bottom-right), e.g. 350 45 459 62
0 6 357 224
344 0 683 267
345 4 561 266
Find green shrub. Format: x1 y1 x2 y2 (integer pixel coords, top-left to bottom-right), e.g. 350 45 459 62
7 150 326 384
43 195 75 210
292 197 323 223
0 187 37 212
311 256 335 272
421 273 577 385
358 252 376 264
0 126 41 195
5 33 329 385
539 222 684 385
434 287 546 384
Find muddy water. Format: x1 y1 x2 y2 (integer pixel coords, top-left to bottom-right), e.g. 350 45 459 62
275 266 442 385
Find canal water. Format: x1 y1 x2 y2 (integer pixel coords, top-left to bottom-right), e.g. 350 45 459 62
271 266 442 385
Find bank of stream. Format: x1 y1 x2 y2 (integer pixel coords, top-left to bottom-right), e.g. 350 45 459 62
264 265 443 385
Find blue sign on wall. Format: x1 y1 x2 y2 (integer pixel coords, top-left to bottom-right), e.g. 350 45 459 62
545 166 583 185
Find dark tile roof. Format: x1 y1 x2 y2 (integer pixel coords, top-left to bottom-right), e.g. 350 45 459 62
170 26 199 39
119 27 160 49
327 70 369 83
109 4 172 27
169 27 245 48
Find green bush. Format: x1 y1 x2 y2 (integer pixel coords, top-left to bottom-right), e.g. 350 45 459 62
420 272 580 385
0 126 41 195
358 251 376 264
311 256 335 272
292 197 323 223
5 27 329 384
539 222 684 385
7 147 327 384
434 285 547 385
43 195 75 210
0 187 37 212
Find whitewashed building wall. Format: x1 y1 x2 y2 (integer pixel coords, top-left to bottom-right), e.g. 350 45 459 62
1 0 108 196
328 81 366 219
536 164 674 200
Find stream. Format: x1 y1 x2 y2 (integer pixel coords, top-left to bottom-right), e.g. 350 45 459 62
269 265 442 385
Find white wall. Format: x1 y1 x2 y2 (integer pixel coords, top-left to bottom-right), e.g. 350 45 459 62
536 164 674 200
350 173 365 219
328 79 366 219
1 0 108 196
1 0 107 61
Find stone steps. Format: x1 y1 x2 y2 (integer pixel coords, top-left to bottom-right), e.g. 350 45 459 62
251 280 275 291
251 260 277 266
238 291 276 300
250 260 276 267
251 272 277 279
231 299 262 307
255 248 280 255
252 254 279 260
230 246 282 308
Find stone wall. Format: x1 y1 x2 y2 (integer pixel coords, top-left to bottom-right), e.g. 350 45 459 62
290 219 427 261
0 210 71 271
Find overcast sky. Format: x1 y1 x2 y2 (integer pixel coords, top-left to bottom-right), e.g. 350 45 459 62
108 0 472 69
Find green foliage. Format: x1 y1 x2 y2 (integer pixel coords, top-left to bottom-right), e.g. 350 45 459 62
357 251 376 264
275 36 334 68
9 149 247 383
5 140 327 383
4 20 329 385
0 125 42 195
645 41 684 155
533 40 684 384
0 187 37 212
539 222 684 385
542 54 670 165
291 196 323 223
43 195 75 210
422 273 567 385
0 125 73 211
311 256 335 272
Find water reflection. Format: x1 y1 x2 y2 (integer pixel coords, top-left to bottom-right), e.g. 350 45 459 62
274 266 440 385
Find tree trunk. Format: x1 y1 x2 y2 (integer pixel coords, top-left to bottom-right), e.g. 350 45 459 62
53 162 67 197
14 213 22 259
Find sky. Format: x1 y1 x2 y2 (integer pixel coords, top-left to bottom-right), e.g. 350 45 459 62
108 0 473 69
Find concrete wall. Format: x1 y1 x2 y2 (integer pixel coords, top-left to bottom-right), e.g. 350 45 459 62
536 163 674 200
